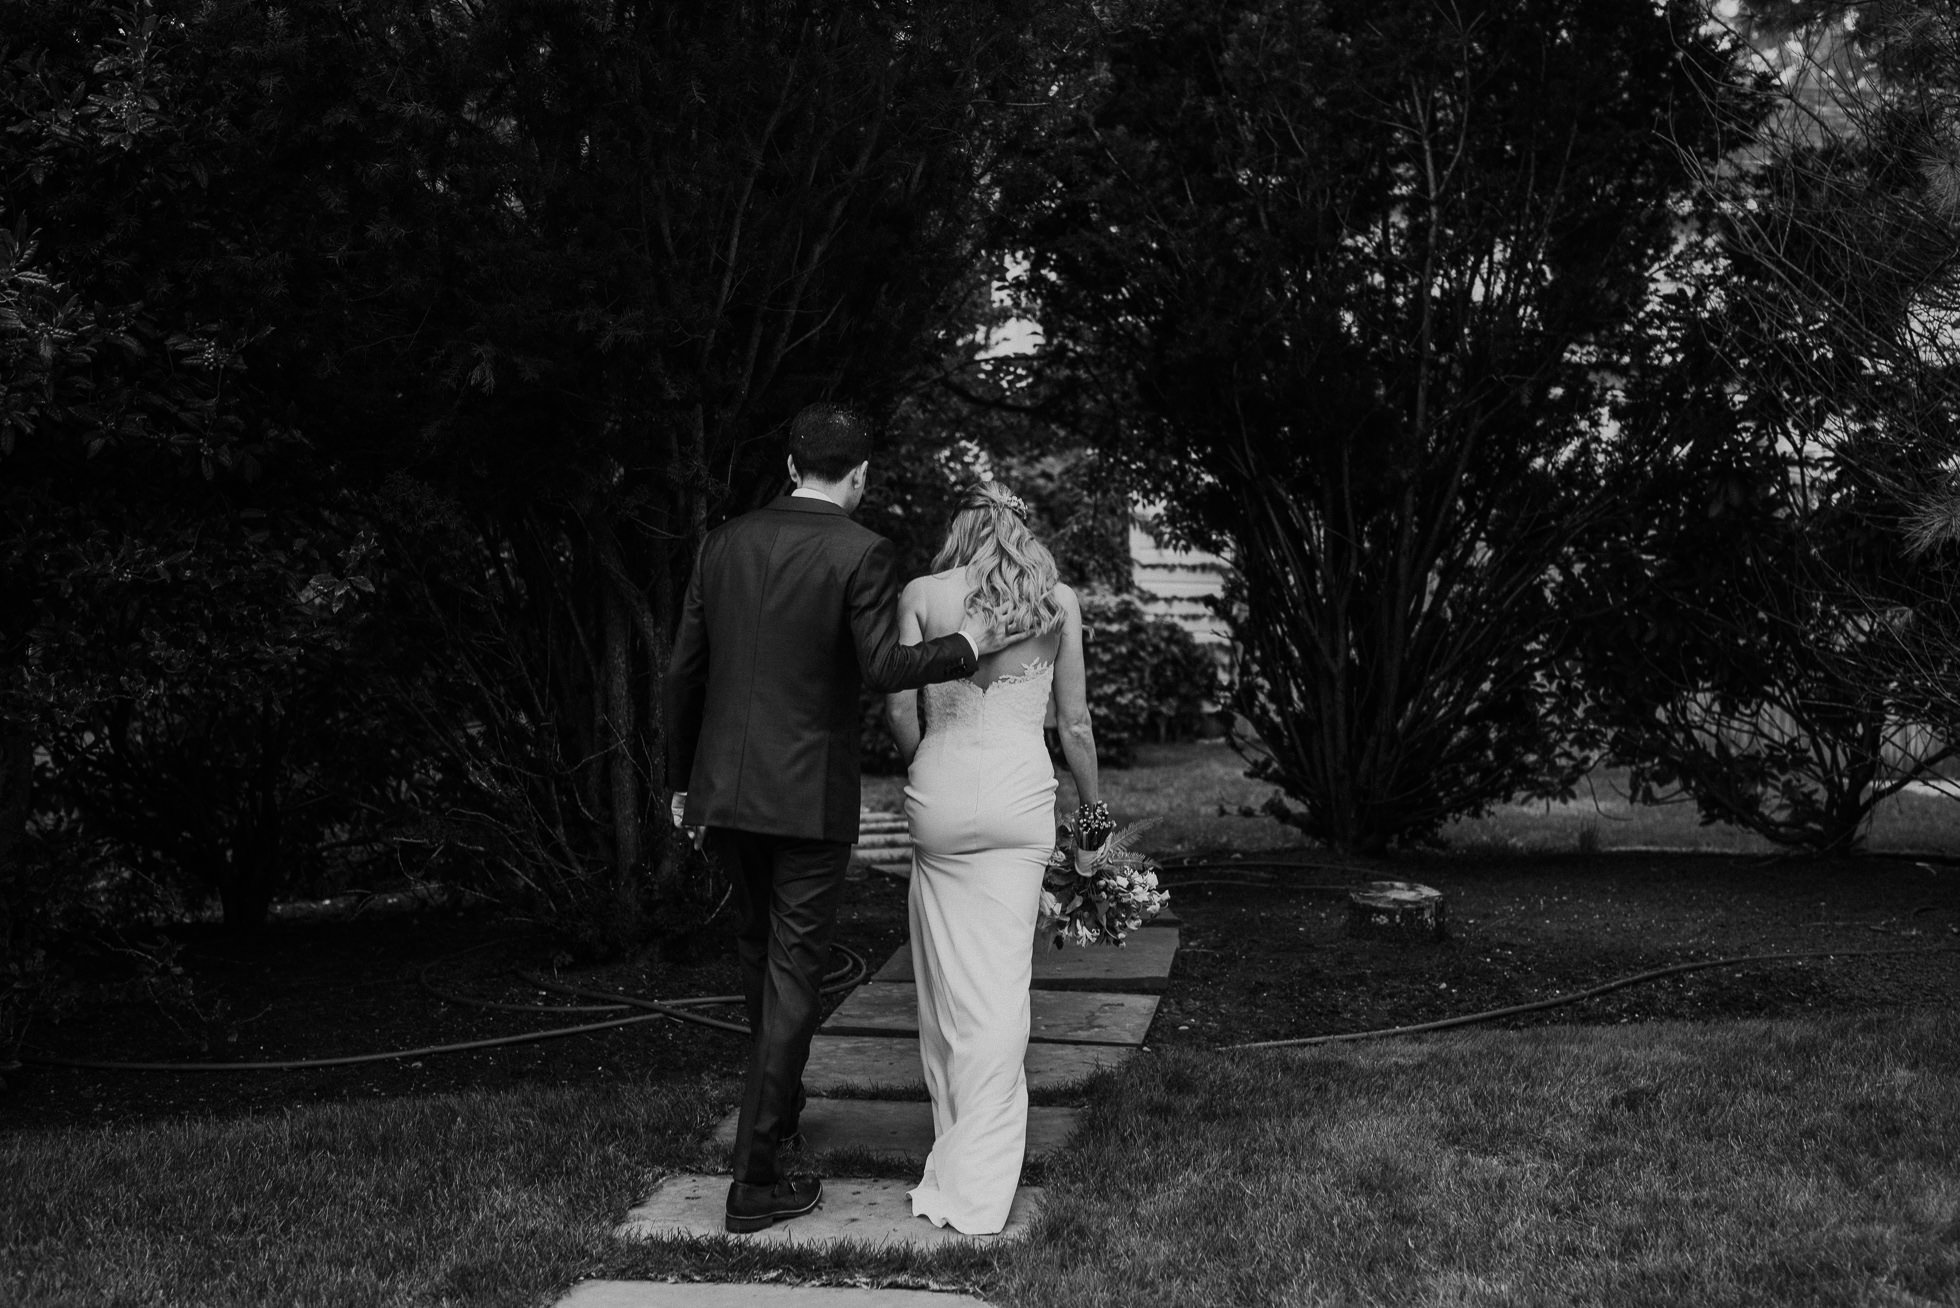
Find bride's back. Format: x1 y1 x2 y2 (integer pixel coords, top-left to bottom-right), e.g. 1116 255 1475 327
912 569 1062 688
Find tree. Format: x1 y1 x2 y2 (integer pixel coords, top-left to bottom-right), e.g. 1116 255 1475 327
1715 1 1960 708
1566 261 1957 852
2 0 1108 949
1574 0 1960 851
1016 0 1749 851
0 2 411 938
320 0 1076 942
0 0 1084 947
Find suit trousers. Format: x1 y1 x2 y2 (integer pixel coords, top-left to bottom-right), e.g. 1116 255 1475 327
709 827 850 1186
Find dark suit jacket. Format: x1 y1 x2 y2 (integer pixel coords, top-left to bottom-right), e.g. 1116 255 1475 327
665 494 977 843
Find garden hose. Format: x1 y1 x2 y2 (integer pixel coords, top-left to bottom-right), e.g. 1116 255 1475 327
17 870 1957 1073
510 977 747 1035
1218 943 1960 1050
19 943 867 1073
20 1012 683 1073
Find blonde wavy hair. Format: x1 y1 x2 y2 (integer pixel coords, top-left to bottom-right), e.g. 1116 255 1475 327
932 480 1065 637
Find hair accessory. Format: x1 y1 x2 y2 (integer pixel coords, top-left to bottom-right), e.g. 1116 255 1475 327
965 485 1031 522
1074 800 1115 852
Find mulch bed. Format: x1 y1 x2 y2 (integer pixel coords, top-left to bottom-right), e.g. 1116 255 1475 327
1154 849 1960 1048
1 864 920 1133
6 851 1958 1133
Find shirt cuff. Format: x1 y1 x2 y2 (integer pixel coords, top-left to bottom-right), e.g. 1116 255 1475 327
956 631 979 667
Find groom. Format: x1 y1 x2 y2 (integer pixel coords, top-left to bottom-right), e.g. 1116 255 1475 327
664 402 1004 1234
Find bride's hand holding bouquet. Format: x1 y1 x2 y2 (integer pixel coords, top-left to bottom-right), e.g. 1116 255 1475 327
1038 802 1171 948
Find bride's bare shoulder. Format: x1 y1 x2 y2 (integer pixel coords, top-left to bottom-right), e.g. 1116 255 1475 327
901 570 966 612
906 570 966 597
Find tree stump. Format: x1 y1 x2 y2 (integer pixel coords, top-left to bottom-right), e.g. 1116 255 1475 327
1346 880 1446 943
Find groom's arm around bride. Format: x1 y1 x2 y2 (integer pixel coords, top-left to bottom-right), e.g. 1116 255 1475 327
664 427 1005 843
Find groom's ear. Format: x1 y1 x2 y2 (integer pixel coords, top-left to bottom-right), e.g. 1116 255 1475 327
851 460 870 488
786 454 799 483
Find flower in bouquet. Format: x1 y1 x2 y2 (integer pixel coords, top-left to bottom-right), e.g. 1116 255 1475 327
1037 815 1171 948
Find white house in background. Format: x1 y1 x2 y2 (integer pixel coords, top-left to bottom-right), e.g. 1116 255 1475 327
1129 506 1232 647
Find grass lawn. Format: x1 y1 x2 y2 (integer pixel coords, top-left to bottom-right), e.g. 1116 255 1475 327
8 1009 1957 1307
14 742 1958 1306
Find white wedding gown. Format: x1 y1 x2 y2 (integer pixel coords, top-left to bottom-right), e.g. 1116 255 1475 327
902 657 1057 1234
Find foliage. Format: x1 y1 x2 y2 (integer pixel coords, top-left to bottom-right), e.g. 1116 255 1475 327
191 0 1084 948
1565 209 1957 852
1563 0 1960 852
0 7 384 1055
872 341 1137 592
2 0 1095 956
1016 0 1751 851
1077 592 1220 767
1711 2 1960 729
0 1 416 924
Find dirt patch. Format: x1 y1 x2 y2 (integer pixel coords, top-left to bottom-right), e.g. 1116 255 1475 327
3 869 915 1133
1154 851 1960 1048
6 852 1957 1132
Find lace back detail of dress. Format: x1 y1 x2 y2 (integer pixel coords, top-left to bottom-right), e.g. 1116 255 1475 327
921 657 1054 746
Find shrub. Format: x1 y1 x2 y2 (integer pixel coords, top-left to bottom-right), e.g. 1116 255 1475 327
1076 591 1222 767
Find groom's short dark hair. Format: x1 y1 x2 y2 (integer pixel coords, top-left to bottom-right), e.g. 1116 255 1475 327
789 402 873 481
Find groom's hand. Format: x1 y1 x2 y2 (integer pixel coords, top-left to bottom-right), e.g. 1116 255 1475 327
669 791 704 850
960 614 1029 657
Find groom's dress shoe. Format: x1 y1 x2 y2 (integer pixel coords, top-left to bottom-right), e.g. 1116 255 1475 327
725 1173 823 1234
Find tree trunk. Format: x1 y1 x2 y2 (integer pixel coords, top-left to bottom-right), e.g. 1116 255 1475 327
217 705 285 937
1822 716 1884 854
218 873 274 935
0 718 33 974
603 577 643 888
646 531 683 903
217 783 279 935
0 719 28 886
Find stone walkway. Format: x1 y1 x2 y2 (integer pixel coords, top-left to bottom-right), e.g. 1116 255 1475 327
560 1287 994 1308
851 809 914 876
574 812 1181 1305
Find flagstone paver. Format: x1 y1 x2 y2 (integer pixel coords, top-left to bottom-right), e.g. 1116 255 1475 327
709 1099 1082 1163
874 927 1180 993
559 1285 994 1308
801 1034 1134 1095
560 1286 993 1308
616 1173 1044 1248
851 810 914 874
822 982 1158 1045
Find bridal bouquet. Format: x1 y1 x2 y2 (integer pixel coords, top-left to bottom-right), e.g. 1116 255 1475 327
1037 815 1171 948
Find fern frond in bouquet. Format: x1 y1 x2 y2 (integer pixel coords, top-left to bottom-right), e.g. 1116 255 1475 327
1037 815 1171 948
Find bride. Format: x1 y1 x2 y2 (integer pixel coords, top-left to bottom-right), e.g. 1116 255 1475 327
885 479 1106 1236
